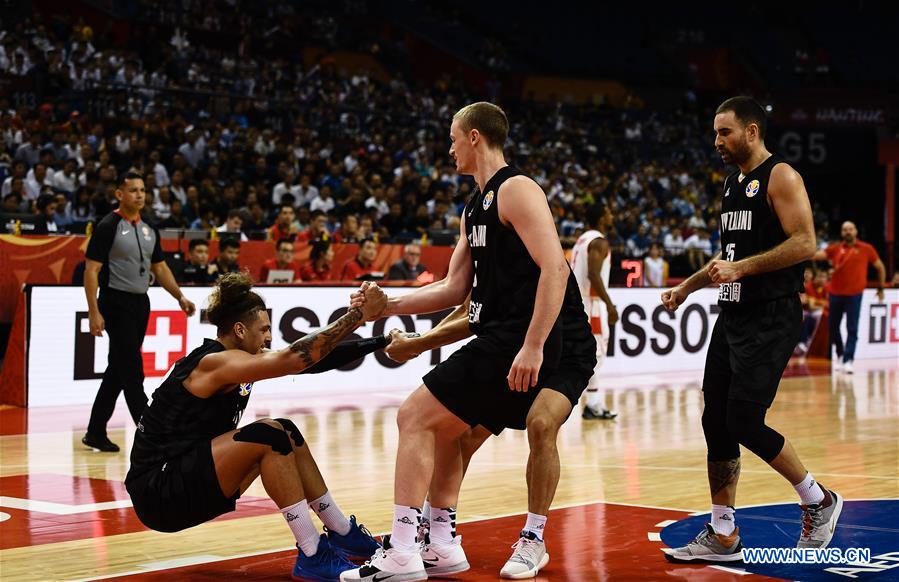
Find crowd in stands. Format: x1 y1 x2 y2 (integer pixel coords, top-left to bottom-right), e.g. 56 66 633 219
1 7 835 283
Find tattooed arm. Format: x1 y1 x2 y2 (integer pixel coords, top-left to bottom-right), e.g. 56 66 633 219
708 458 741 505
188 284 387 395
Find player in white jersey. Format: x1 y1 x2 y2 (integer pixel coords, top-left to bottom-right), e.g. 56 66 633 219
570 204 619 419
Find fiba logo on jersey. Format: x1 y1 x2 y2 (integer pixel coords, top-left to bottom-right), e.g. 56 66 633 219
238 383 253 396
482 190 495 210
745 179 760 197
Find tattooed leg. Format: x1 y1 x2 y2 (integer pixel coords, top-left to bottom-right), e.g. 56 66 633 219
708 458 740 506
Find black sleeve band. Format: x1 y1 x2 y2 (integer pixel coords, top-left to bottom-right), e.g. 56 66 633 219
299 335 389 375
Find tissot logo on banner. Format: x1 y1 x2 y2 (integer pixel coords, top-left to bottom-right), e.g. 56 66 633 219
74 311 188 379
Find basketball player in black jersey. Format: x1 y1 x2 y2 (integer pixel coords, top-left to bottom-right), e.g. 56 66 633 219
341 102 595 582
125 273 386 581
660 97 842 563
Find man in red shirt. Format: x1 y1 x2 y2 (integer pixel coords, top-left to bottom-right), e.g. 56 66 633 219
338 237 378 281
269 204 298 243
814 221 886 373
299 239 334 282
259 239 302 283
296 210 330 244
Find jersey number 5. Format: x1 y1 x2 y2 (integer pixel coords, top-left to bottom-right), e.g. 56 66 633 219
726 243 735 262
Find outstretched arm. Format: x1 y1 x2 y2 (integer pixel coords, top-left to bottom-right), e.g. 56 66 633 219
190 284 386 393
385 294 473 362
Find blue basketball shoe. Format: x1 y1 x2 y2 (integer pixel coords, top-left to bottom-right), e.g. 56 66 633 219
293 534 356 581
326 515 382 560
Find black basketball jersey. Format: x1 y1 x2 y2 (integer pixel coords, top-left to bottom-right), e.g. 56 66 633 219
717 154 803 308
463 165 582 355
128 339 252 475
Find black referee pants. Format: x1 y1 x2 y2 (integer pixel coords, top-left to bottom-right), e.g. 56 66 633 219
87 288 151 436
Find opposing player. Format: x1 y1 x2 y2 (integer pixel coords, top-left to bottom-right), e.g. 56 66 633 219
571 203 619 419
661 96 842 563
341 102 595 582
125 274 385 580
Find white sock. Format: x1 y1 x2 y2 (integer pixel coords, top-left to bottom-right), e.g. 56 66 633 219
430 506 457 545
711 504 736 535
524 512 547 540
311 491 351 536
281 499 320 557
390 505 421 552
794 472 825 505
422 500 432 525
585 388 602 409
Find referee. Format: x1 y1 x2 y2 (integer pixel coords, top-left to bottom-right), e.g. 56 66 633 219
82 171 196 452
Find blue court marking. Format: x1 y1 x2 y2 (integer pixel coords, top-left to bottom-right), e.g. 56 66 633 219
660 499 899 580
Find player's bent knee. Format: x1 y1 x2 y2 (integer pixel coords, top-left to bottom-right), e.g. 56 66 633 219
526 413 560 441
233 420 293 455
725 404 785 463
273 418 305 448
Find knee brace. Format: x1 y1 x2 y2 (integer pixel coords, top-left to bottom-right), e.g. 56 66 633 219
725 402 785 463
233 421 293 455
702 390 740 461
274 418 305 448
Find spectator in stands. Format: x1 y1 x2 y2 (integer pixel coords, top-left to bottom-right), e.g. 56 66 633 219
176 239 216 285
259 238 303 283
272 169 300 206
2 193 21 213
365 186 390 219
643 242 668 287
333 213 360 243
52 158 79 195
296 209 330 244
338 237 377 280
71 187 94 224
33 193 61 234
243 201 267 234
299 238 335 282
160 199 189 229
626 224 651 258
387 243 427 281
211 238 241 278
684 227 712 272
24 162 49 201
297 174 319 206
52 192 74 230
269 203 298 242
190 204 219 231
380 201 406 238
309 184 336 214
216 208 248 241
2 161 27 196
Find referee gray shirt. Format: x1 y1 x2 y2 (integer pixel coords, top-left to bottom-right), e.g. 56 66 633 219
86 211 164 294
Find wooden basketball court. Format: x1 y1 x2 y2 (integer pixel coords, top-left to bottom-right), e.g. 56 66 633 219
1 357 896 580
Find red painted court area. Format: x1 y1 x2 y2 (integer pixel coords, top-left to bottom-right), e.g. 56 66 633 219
116 503 768 581
0 473 277 549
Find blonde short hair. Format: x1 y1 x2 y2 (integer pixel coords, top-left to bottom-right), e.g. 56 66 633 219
453 102 509 150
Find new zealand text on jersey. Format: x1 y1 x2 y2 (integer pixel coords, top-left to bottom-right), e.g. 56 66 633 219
469 225 487 247
720 210 753 232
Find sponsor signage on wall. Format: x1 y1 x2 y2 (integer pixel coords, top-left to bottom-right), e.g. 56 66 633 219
26 287 898 407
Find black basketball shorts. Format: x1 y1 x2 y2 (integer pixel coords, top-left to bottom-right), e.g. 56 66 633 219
702 295 802 408
424 318 595 435
126 440 239 533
